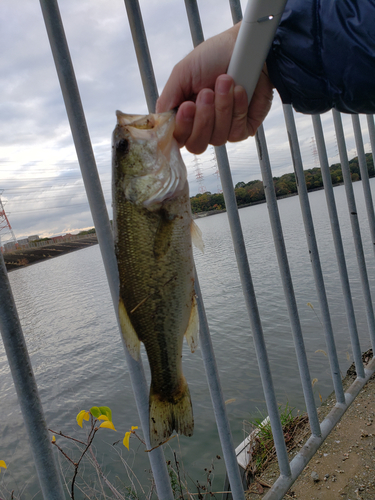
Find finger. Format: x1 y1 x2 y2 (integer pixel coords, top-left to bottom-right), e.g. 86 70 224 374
184 89 215 154
246 70 274 136
174 102 196 148
228 85 249 142
210 75 234 146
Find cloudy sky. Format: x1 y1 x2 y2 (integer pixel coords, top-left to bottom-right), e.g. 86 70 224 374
0 0 372 241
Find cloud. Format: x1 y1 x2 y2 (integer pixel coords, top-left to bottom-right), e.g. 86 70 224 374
0 0 373 240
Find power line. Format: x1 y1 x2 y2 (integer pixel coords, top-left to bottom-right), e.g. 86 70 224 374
10 201 110 215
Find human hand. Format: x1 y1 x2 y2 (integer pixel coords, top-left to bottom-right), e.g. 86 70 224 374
156 23 274 154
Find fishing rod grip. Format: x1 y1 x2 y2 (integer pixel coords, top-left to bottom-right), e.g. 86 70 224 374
227 0 287 105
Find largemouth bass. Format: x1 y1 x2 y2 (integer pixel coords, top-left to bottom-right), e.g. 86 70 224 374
112 110 202 448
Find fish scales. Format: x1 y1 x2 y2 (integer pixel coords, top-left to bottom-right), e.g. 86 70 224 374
117 197 193 394
112 111 200 447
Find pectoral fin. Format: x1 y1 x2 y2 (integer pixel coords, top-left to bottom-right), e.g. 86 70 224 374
118 297 141 361
185 295 199 353
191 220 204 253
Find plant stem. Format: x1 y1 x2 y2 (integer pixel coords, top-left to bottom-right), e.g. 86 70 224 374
48 428 86 446
52 441 76 466
88 446 126 500
70 424 99 499
174 451 184 499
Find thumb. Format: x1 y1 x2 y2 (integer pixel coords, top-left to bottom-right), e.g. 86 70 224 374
156 64 193 113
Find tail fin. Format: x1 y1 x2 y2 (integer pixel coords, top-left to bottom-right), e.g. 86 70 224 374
149 377 194 448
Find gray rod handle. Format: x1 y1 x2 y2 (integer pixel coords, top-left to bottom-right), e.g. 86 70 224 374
227 0 287 104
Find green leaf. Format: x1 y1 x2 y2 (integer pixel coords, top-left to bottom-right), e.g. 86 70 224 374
99 406 112 422
90 406 101 419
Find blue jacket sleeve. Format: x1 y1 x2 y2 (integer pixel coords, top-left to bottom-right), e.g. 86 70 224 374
266 0 375 114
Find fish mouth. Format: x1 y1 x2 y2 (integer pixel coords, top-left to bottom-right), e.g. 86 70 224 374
115 111 174 130
113 109 186 207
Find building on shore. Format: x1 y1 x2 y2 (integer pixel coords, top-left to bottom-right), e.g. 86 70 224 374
28 235 39 242
3 241 17 252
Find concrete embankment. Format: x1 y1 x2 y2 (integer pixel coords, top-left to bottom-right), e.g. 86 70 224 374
3 234 98 272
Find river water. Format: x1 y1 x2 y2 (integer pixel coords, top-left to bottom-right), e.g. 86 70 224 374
2 180 375 497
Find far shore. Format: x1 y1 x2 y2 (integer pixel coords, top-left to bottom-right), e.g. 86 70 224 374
3 182 342 271
193 183 330 219
3 234 98 272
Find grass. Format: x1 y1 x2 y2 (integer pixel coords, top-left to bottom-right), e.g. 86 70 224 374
246 403 309 477
0 435 227 500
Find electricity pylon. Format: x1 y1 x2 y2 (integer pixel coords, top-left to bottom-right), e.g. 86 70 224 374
0 191 18 251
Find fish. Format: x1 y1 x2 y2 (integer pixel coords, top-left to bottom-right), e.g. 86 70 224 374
112 110 203 448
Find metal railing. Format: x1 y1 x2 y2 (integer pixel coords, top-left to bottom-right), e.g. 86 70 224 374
0 1 375 499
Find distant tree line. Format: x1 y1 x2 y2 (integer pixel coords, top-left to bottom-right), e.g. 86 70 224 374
78 227 96 236
190 153 374 214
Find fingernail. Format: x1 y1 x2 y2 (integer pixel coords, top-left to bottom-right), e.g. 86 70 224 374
216 76 233 95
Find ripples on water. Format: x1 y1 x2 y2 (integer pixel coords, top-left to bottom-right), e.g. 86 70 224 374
1 180 375 496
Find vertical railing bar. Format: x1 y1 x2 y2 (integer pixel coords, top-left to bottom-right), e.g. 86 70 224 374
184 0 205 47
283 104 345 404
352 115 375 258
225 0 291 479
333 110 375 351
123 0 158 112
367 115 375 172
38 2 174 498
312 114 365 379
184 0 292 481
228 0 243 25
255 125 322 437
125 1 245 497
0 255 65 499
226 1 294 491
216 145 292 480
182 2 247 497
194 270 246 499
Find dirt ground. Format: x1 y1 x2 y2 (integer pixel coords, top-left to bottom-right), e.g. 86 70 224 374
246 354 375 500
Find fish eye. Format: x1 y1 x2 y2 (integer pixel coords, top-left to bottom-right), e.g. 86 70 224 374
117 139 129 153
